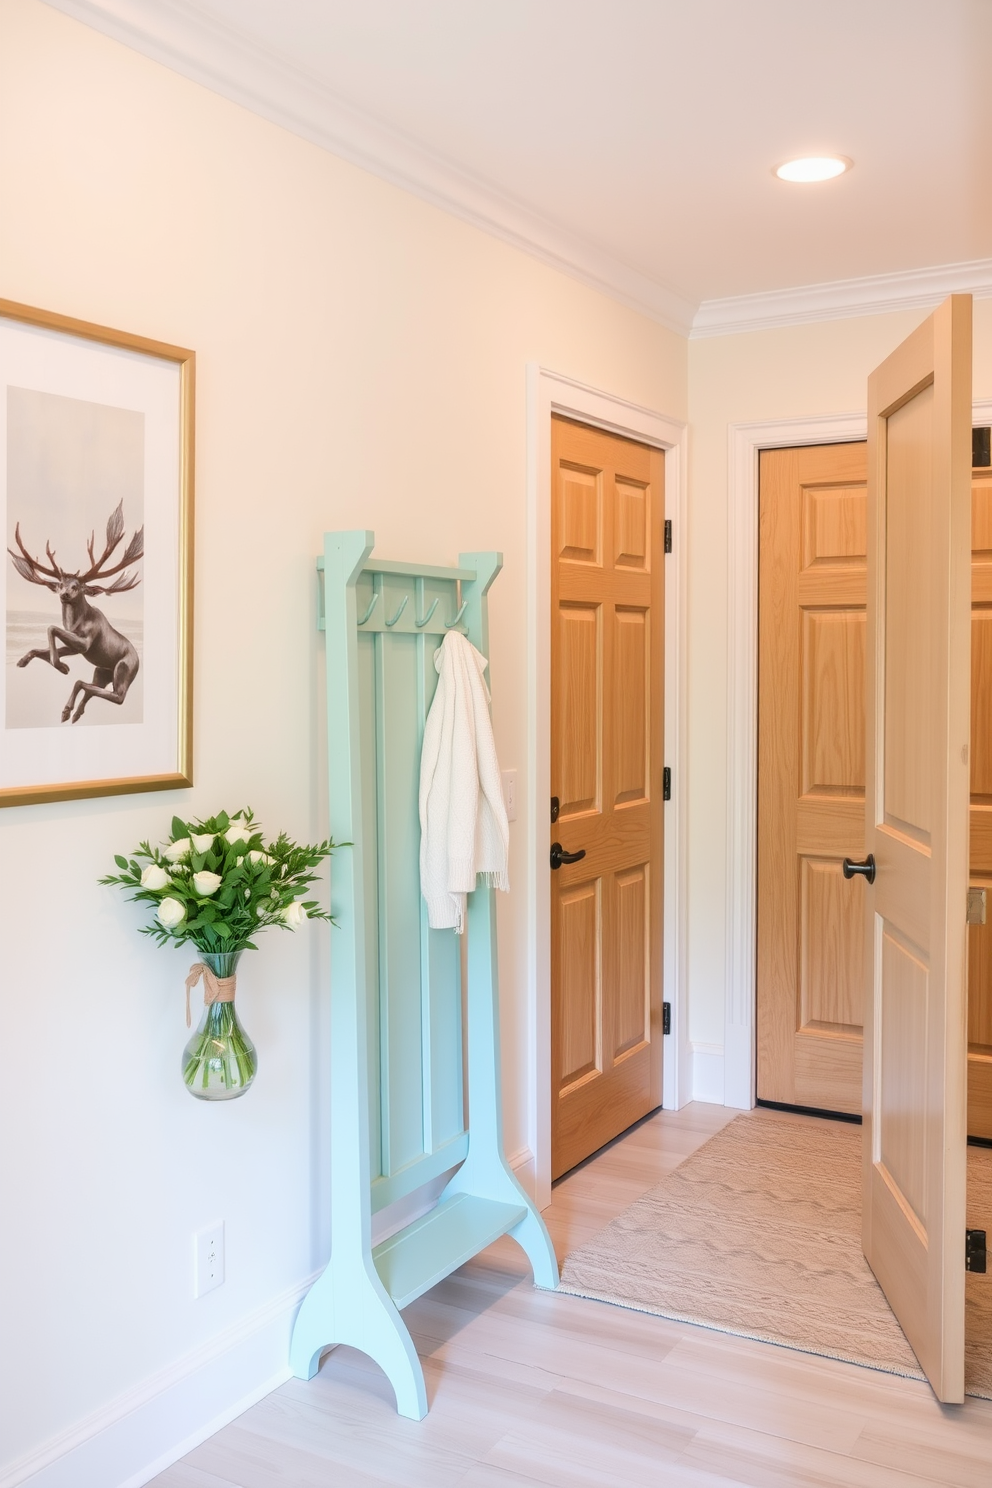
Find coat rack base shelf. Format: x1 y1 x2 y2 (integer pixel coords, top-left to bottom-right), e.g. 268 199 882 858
289 530 558 1420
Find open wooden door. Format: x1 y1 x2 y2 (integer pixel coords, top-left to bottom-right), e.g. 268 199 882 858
860 295 972 1402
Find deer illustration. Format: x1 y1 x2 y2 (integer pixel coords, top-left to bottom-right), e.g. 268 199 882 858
7 501 144 723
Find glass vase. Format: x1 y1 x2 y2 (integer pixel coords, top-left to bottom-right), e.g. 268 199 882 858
181 950 257 1100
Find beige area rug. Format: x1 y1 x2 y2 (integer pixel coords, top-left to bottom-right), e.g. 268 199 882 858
558 1110 992 1399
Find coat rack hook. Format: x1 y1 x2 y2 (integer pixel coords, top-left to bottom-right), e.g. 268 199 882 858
444 601 468 630
357 591 379 626
385 595 409 627
415 597 440 628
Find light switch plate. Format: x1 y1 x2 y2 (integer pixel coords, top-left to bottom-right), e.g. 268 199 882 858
501 770 517 823
194 1221 225 1297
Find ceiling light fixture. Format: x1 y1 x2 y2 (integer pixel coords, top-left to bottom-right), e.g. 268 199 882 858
775 156 851 183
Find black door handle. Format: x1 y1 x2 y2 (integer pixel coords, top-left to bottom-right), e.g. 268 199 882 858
842 854 876 885
550 841 587 870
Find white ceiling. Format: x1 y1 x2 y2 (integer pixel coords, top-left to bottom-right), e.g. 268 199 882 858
48 0 992 333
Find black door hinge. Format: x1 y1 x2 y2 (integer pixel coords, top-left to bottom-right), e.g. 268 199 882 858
663 1001 671 1036
664 519 673 553
967 1229 987 1273
663 766 671 801
973 427 991 468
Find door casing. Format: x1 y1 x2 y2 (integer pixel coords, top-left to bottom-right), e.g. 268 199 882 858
526 365 688 1207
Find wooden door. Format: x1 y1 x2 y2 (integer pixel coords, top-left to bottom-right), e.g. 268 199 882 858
757 443 868 1115
862 294 972 1403
758 440 992 1135
969 454 992 1137
550 417 664 1179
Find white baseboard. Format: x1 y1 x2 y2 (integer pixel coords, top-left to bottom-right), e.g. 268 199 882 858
690 1042 725 1105
723 1022 755 1111
507 1144 537 1202
8 1147 538 1488
5 1272 319 1488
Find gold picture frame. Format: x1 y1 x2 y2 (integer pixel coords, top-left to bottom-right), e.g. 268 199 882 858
0 299 194 807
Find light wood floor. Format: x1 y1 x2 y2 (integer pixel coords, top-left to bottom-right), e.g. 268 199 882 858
151 1103 992 1488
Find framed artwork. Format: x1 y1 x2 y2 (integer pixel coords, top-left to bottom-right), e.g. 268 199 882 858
0 300 194 807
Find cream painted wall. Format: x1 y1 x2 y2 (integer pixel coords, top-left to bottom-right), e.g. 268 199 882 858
0 1 687 1478
685 301 992 1055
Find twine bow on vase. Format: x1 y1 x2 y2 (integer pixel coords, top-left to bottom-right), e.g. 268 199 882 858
181 950 257 1101
185 961 238 1027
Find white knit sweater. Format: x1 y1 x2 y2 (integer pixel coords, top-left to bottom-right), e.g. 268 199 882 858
419 631 509 933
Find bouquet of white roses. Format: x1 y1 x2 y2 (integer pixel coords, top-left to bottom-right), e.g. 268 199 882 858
101 807 334 955
102 809 335 1100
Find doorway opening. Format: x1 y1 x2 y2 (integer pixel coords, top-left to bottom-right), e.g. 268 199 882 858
526 366 687 1208
754 433 992 1140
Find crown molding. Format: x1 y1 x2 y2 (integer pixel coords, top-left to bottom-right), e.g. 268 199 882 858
38 3 992 343
41 0 697 336
691 258 992 339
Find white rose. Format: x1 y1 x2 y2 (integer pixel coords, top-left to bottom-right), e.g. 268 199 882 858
225 825 252 845
281 900 306 929
164 837 191 863
192 870 223 896
157 897 185 928
248 850 273 865
191 832 215 852
140 863 170 891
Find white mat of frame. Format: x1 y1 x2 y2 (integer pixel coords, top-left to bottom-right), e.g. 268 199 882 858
558 1110 992 1399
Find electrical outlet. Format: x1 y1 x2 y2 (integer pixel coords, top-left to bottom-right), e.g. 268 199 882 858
194 1221 225 1298
501 769 517 823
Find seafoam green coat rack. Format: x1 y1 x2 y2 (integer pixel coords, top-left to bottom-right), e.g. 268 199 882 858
289 531 559 1419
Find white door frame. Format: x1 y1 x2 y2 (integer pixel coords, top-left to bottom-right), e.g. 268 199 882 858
526 365 688 1207
723 398 992 1113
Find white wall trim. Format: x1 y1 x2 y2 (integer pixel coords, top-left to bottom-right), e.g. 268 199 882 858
507 1144 537 1202
527 366 689 1206
724 412 868 1112
693 259 992 339
690 1042 726 1105
2 1270 321 1488
724 397 992 1114
40 7 992 342
43 0 695 336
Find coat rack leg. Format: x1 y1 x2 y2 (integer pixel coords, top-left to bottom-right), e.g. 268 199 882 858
290 1258 429 1419
508 1206 559 1290
442 886 560 1290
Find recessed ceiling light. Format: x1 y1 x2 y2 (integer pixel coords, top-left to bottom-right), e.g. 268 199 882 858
775 156 852 183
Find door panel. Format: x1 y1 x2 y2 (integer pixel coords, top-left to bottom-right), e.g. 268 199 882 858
862 294 971 1403
558 605 601 816
882 387 934 841
757 442 868 1114
615 863 649 1057
558 879 601 1086
802 609 865 794
551 416 663 1179
800 857 864 1032
614 609 648 802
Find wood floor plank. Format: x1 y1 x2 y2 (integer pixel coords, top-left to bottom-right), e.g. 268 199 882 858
850 1421 992 1488
148 1466 245 1488
148 1102 990 1488
676 1429 957 1488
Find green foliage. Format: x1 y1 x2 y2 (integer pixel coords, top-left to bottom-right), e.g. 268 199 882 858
100 807 336 956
